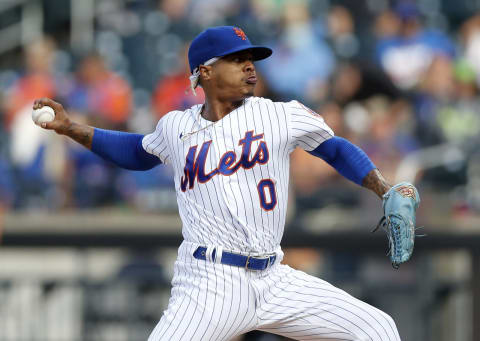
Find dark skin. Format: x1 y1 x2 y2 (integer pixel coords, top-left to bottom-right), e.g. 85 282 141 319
33 49 391 198
198 50 257 121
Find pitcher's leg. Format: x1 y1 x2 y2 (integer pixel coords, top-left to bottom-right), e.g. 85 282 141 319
148 260 257 341
256 264 401 341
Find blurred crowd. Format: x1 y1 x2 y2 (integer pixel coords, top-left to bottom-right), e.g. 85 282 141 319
1 0 480 220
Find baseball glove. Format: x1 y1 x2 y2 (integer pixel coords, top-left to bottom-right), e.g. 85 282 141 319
373 182 421 269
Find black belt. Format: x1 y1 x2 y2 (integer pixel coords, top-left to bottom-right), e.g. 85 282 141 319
193 246 277 271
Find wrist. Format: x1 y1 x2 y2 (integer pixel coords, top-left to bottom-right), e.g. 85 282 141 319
381 182 392 196
62 121 94 149
362 169 391 199
57 118 74 136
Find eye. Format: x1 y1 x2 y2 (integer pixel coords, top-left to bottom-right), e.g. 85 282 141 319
231 55 253 63
244 55 254 63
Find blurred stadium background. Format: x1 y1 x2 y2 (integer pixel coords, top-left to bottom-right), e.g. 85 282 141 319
1 0 480 340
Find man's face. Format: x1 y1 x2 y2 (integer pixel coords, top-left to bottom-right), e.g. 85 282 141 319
204 50 257 99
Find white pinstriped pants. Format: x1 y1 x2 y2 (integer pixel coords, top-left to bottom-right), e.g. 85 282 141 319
148 242 401 341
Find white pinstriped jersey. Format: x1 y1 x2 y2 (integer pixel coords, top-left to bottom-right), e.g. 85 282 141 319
142 96 333 254
144 96 402 341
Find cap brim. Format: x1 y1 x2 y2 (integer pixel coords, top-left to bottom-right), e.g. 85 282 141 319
216 45 272 61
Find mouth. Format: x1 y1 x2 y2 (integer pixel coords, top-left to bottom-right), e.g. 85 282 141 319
246 75 257 84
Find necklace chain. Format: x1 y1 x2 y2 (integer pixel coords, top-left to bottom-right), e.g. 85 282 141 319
181 100 245 141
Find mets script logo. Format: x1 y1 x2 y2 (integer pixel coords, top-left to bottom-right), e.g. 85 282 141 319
395 185 416 200
233 27 247 40
181 131 268 192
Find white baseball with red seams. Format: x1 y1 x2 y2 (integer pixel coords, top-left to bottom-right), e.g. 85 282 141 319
32 105 55 125
143 96 401 341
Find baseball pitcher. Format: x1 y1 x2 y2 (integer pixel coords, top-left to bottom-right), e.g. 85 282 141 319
34 26 419 341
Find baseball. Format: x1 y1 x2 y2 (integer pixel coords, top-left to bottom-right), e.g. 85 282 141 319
32 106 55 125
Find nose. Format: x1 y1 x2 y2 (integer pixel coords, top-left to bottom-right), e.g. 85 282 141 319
244 60 255 73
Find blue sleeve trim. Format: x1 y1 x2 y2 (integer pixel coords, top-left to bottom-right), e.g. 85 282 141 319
308 136 375 185
91 128 161 171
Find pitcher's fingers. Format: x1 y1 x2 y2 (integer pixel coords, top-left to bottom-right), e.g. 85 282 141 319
33 98 63 112
40 121 55 130
33 98 52 109
32 100 42 110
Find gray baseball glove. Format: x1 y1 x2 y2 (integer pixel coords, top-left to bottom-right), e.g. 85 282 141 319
373 182 421 269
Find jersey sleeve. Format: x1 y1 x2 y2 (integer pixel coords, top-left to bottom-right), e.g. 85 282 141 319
286 100 334 152
142 116 171 164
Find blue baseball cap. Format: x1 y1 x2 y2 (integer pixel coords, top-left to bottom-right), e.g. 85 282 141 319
188 26 272 73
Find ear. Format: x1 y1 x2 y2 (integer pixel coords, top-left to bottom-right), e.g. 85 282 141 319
199 65 213 82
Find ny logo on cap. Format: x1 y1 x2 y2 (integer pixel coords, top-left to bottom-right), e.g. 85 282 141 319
233 27 247 40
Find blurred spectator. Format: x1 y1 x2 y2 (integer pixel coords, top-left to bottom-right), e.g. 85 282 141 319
0 155 14 208
356 96 417 181
63 52 179 209
64 141 120 209
414 56 456 146
326 6 359 59
0 99 14 209
246 0 285 26
330 61 404 107
375 1 455 90
433 59 480 147
460 14 480 87
374 9 401 40
66 53 132 131
189 0 239 27
159 0 190 22
60 53 133 208
3 37 68 209
151 45 204 118
260 1 335 104
4 37 57 128
411 56 480 188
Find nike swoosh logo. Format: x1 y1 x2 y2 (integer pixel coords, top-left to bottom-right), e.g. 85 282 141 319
179 131 196 141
